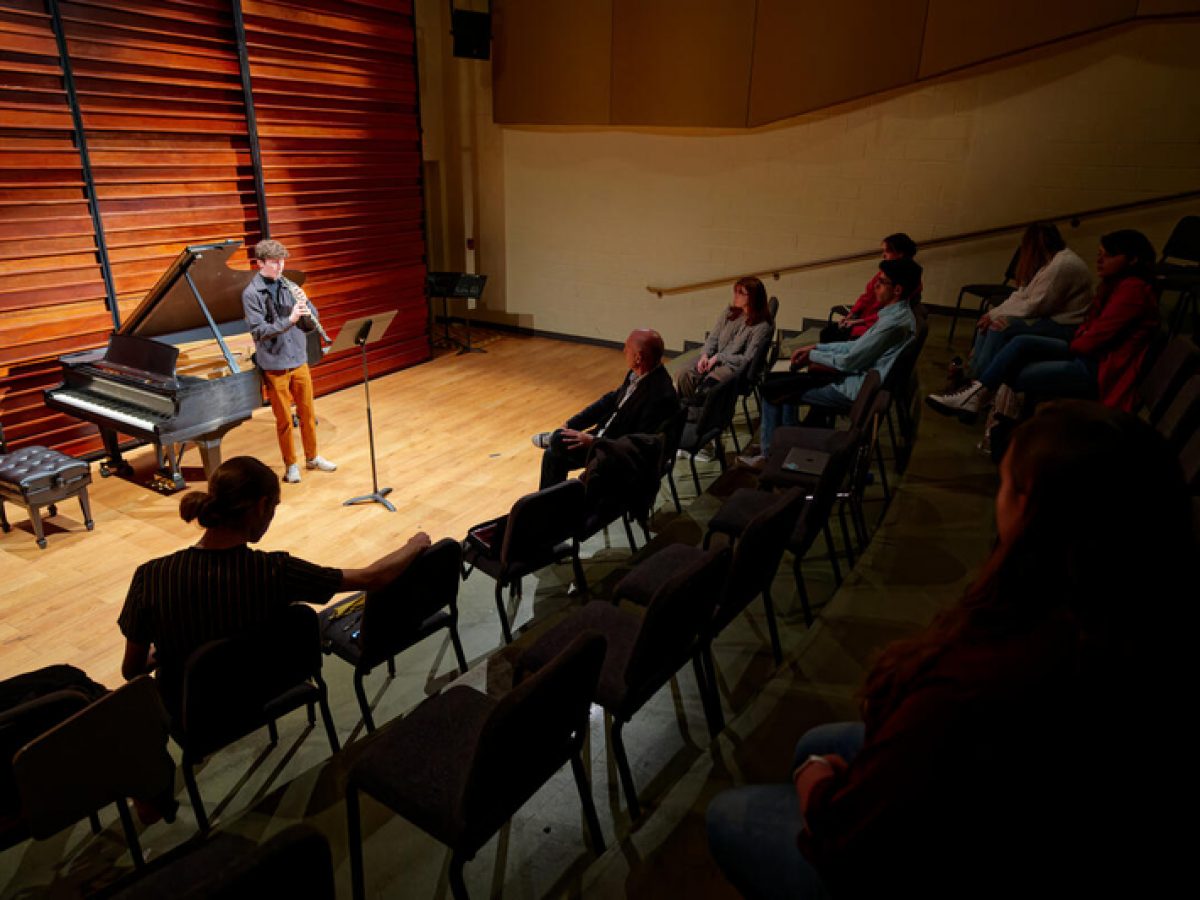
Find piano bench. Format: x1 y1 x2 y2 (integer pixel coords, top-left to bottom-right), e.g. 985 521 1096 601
0 447 94 550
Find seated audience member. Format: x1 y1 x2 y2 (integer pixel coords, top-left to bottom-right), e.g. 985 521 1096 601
676 276 774 410
928 229 1159 421
965 222 1092 378
118 456 430 715
821 232 918 342
532 328 678 488
739 257 921 468
706 401 1191 899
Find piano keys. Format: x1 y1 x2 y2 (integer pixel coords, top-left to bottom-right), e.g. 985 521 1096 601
45 240 265 493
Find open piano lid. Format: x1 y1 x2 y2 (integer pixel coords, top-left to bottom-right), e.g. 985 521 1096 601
119 240 253 343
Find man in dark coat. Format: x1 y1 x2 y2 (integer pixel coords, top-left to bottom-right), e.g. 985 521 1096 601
534 328 678 488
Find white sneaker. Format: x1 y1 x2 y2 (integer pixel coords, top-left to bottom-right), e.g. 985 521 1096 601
284 464 301 483
306 455 337 472
926 381 989 421
736 454 767 470
531 431 552 449
695 447 715 463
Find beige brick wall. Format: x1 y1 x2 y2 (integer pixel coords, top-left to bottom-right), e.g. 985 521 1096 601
421 16 1200 350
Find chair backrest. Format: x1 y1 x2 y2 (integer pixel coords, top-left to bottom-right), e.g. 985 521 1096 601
622 546 731 693
719 489 806 624
1138 336 1199 424
1002 245 1021 283
744 299 780 386
1156 372 1200 451
358 538 463 669
845 369 882 431
179 604 323 754
462 632 606 842
790 428 860 555
1180 428 1200 491
1161 215 1200 265
13 676 174 840
1 684 97 821
685 373 741 450
500 478 585 571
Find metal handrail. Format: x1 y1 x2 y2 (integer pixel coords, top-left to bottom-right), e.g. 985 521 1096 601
645 188 1200 297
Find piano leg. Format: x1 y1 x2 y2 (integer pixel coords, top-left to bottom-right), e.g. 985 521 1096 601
153 442 187 494
98 428 133 479
195 438 223 483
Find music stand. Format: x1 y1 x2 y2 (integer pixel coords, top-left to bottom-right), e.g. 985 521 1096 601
328 311 398 512
425 272 488 354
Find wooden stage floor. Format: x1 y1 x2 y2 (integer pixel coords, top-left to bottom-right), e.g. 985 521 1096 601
0 334 626 688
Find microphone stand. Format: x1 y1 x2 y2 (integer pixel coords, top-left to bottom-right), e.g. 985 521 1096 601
343 318 395 512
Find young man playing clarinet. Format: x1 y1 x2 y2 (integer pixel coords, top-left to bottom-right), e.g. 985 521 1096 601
241 239 337 484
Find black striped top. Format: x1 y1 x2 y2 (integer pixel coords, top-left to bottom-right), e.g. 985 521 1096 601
118 545 342 693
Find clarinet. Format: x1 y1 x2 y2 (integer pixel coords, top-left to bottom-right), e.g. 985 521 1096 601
280 275 332 347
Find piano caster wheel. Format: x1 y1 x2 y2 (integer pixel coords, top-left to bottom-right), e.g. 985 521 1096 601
99 464 113 478
1 521 10 534
37 538 47 550
86 520 95 531
47 504 58 517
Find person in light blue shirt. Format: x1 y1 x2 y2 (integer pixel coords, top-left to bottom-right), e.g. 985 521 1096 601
739 257 921 468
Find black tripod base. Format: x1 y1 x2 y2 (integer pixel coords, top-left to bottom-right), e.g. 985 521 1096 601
344 486 395 512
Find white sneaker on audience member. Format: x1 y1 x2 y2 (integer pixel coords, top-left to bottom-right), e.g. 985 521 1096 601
695 446 715 463
736 454 767 470
306 455 337 472
531 431 552 449
925 381 990 422
284 464 301 483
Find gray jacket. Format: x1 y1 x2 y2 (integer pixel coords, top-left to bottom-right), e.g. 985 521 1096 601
701 310 774 376
241 272 315 371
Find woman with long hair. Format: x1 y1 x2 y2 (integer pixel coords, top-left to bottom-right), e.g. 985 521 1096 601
964 221 1093 377
706 401 1190 898
118 456 430 712
928 228 1160 420
676 275 774 407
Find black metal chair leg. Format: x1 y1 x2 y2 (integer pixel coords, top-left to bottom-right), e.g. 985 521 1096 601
267 719 279 745
874 442 891 501
837 502 856 567
610 719 642 820
761 588 783 665
690 456 702 495
450 625 469 674
667 471 681 513
88 810 102 834
494 582 513 644
354 670 376 732
621 513 638 550
570 752 606 853
793 557 813 627
183 761 209 833
448 852 470 900
948 287 968 344
317 681 340 752
695 645 725 736
823 524 842 586
114 798 145 868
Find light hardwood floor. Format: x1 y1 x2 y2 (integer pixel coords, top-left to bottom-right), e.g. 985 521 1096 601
0 334 626 688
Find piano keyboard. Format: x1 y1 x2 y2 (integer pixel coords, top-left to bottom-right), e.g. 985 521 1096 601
48 388 170 434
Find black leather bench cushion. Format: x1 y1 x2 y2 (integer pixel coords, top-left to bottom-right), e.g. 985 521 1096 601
0 447 90 493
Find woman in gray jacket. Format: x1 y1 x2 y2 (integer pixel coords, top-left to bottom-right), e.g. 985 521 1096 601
676 275 775 407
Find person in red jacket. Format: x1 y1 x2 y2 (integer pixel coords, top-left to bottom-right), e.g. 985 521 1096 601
820 232 918 341
926 229 1160 420
705 401 1190 899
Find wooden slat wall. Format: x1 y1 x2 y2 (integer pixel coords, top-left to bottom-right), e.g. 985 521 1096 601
0 0 428 452
243 0 428 394
0 0 112 456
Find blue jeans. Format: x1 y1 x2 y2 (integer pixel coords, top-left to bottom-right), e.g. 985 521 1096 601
760 385 851 453
968 318 1076 379
705 722 866 900
978 334 1096 398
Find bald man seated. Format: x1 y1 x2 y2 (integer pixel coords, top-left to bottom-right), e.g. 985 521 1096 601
532 328 679 488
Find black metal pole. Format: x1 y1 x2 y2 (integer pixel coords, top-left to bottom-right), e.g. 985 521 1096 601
343 321 395 511
231 0 271 240
46 0 120 330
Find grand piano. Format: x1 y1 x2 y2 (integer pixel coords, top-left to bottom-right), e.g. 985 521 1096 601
45 240 265 492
